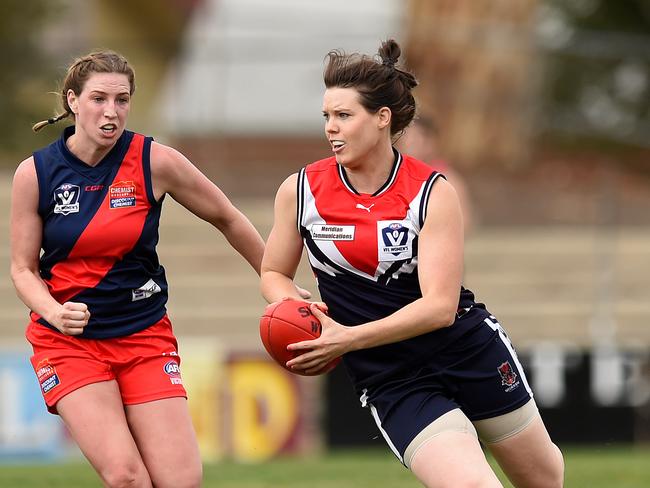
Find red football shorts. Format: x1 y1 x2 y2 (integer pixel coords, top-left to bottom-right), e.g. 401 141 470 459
26 315 187 414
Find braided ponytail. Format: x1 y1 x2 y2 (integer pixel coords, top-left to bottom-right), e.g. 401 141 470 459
32 112 71 133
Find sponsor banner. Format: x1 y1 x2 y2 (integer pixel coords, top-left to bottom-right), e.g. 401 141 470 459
0 341 322 463
0 350 68 460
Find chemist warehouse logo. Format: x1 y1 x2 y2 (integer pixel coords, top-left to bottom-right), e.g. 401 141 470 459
109 181 137 209
53 183 80 215
35 359 61 394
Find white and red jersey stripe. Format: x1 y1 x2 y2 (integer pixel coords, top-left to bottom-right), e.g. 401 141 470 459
297 150 488 389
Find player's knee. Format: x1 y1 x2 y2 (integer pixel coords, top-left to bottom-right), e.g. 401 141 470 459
424 475 498 488
547 443 565 488
529 444 564 488
100 461 149 488
155 462 203 488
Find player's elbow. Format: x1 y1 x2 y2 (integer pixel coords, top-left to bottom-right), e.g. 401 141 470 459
438 307 457 328
424 295 458 329
10 262 34 287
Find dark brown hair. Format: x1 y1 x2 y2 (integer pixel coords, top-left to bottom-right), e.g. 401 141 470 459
323 39 418 136
33 50 135 132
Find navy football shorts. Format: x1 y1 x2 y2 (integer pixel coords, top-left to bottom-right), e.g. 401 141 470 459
360 315 533 465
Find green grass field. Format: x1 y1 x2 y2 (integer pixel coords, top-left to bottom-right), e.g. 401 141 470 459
1 446 649 487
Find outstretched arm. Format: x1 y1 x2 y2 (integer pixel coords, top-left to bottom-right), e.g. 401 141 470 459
151 142 265 275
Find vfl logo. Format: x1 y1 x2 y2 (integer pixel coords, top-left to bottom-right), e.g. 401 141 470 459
377 220 413 261
355 203 375 213
54 183 80 215
381 223 409 256
497 361 520 392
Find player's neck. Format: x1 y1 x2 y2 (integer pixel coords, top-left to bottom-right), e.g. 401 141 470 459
343 144 395 195
66 132 113 167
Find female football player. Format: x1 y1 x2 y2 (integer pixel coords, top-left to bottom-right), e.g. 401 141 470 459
11 50 267 488
260 39 564 488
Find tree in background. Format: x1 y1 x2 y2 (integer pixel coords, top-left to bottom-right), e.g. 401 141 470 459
405 0 649 175
539 0 650 176
405 0 539 169
0 0 63 162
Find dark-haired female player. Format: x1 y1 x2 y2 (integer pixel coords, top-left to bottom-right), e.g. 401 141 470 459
261 40 564 488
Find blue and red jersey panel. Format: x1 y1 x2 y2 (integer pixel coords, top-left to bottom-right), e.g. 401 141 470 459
31 126 168 339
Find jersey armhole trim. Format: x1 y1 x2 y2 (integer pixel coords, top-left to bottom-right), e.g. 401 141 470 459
297 167 306 233
142 136 157 206
32 151 48 216
419 172 446 228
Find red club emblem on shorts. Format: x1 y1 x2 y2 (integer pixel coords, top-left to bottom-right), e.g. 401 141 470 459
497 361 518 387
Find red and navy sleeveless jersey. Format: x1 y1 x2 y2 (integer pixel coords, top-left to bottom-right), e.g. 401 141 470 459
298 150 489 390
31 126 168 339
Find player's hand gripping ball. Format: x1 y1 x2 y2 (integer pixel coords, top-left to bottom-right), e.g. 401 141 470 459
260 299 341 376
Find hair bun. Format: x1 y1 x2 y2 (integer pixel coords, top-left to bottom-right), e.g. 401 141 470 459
378 39 401 69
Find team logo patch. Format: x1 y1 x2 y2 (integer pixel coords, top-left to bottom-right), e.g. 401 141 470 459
310 224 355 241
109 181 137 209
377 220 413 261
35 359 61 394
164 360 183 385
53 183 80 215
497 361 520 392
132 278 162 302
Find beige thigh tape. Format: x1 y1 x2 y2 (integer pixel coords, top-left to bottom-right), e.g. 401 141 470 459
473 398 539 444
403 408 477 469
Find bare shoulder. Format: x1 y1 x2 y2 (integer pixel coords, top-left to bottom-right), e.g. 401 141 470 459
431 174 457 198
275 172 299 204
427 175 461 214
13 156 37 185
150 141 187 174
278 172 299 193
11 156 39 208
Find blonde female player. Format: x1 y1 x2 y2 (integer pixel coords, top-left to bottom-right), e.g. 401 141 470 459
260 39 564 488
11 50 280 487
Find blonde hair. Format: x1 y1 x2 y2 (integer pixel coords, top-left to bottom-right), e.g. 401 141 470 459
33 50 135 132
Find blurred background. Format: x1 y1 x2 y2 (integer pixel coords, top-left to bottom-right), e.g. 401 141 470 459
1 0 649 472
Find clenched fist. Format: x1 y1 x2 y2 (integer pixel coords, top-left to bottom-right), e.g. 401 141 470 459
52 302 90 335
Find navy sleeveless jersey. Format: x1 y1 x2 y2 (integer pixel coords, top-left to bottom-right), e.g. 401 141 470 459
298 150 490 390
31 126 168 339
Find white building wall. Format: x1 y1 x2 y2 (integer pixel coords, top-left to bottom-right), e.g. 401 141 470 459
158 0 404 135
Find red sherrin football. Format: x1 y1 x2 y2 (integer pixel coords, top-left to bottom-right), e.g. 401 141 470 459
260 299 341 376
